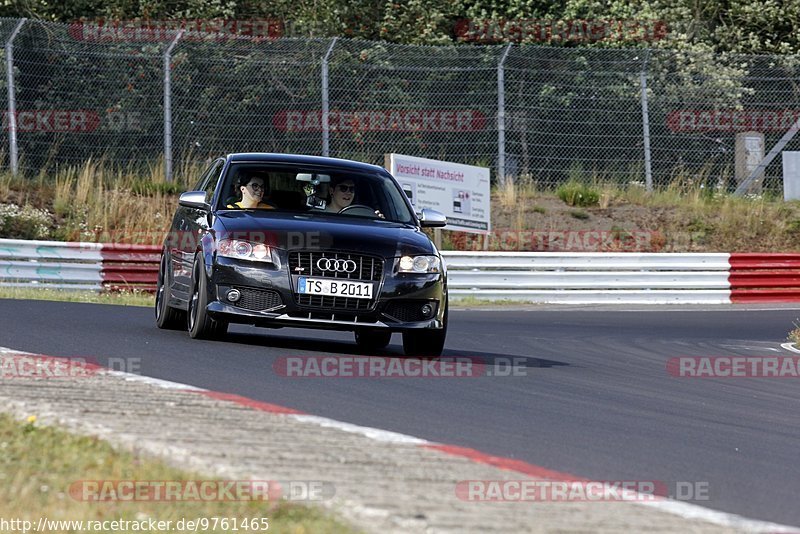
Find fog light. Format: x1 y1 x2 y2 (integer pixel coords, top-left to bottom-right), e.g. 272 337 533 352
421 303 433 318
226 289 241 303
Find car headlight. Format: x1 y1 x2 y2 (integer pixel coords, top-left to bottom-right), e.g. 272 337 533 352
217 239 277 264
398 255 441 273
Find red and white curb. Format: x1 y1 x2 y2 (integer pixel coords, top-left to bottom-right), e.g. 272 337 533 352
1 346 798 532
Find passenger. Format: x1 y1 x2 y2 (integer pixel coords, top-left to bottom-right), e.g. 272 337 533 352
227 175 275 209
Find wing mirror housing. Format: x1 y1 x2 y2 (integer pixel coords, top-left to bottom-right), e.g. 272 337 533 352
178 191 209 210
418 208 447 228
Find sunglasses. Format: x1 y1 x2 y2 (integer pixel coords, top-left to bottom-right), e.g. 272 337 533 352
336 184 355 193
247 183 265 192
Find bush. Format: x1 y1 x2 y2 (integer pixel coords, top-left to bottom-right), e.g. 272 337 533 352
556 181 600 207
0 204 53 240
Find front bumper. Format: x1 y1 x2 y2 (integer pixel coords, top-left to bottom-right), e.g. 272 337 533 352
206 256 446 332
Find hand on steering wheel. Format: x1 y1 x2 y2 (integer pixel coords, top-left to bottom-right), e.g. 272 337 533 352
338 204 385 219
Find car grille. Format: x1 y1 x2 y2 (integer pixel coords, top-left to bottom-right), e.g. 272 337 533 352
289 251 383 282
290 250 383 312
383 301 437 323
295 294 372 311
233 287 283 312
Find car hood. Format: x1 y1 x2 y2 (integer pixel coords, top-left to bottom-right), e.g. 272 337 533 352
215 211 436 257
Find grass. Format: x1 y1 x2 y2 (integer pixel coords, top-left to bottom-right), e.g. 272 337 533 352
449 295 539 307
0 412 357 533
0 286 534 310
3 162 800 252
0 287 153 307
480 176 800 252
788 321 800 345
3 158 204 244
556 180 600 207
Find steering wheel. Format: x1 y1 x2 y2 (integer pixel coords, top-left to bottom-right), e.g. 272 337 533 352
338 204 381 217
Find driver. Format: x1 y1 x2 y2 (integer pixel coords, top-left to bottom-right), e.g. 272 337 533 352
325 178 355 213
322 177 384 218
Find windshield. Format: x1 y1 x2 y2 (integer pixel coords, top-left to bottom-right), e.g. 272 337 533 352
217 163 415 224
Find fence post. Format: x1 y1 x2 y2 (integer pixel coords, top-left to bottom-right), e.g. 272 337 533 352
497 44 512 186
163 30 184 182
640 50 653 192
734 117 800 196
321 38 338 157
5 19 26 176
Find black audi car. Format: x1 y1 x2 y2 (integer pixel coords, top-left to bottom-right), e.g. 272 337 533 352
155 153 448 356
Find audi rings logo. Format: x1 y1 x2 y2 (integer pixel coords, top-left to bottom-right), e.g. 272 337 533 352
316 258 357 273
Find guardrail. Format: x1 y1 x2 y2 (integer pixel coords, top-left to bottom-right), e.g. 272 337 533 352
444 251 733 304
0 238 159 292
729 253 800 303
2 239 800 303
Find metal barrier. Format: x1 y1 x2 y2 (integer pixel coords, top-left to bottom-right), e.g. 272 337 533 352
729 253 800 303
444 251 733 304
0 238 159 292
3 239 800 303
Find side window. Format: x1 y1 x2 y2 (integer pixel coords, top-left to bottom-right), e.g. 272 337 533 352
194 161 216 190
197 160 225 202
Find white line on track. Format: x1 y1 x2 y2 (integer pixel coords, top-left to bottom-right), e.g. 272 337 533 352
780 342 800 354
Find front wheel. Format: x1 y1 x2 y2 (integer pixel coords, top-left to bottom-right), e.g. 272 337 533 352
402 302 447 357
155 253 185 330
187 255 228 340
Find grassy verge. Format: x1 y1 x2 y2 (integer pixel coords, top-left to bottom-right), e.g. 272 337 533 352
0 412 358 533
1 159 199 243
0 287 153 307
0 287 533 310
450 295 536 307
4 161 800 251
460 178 800 252
788 322 800 345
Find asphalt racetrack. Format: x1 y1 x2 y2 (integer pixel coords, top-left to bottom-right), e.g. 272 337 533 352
2 299 799 527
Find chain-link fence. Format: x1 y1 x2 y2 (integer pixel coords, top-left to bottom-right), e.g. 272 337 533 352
1 17 799 190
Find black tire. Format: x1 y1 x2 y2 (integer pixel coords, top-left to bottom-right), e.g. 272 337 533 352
155 253 185 330
402 301 448 357
354 329 392 352
187 255 228 340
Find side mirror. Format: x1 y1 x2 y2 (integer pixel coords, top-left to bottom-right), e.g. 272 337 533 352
418 208 447 228
178 191 209 210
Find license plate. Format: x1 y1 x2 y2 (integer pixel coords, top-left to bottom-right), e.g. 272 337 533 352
297 277 373 299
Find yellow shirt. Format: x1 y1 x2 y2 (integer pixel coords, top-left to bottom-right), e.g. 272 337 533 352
227 201 275 209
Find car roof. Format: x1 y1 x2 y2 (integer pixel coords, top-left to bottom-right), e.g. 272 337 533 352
226 153 386 173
